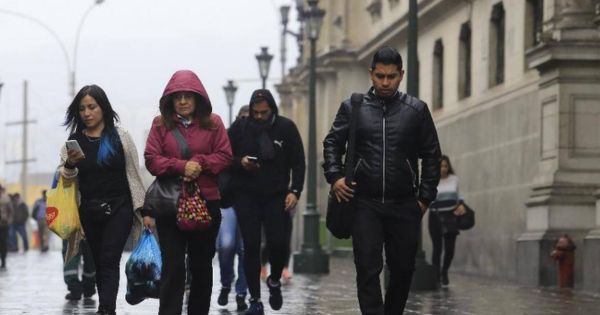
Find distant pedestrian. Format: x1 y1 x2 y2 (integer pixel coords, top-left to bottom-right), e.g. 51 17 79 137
9 193 29 252
428 155 467 287
31 190 49 252
228 89 305 315
216 105 250 311
0 184 14 269
62 239 96 300
59 84 146 315
323 46 441 314
144 70 231 315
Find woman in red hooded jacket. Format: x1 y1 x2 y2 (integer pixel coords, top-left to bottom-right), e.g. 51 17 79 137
144 70 232 314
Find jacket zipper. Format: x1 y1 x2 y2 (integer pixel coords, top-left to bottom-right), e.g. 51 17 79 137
406 159 417 192
382 105 386 203
353 158 363 176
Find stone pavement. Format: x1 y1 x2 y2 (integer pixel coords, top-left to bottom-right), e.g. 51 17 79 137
1 250 600 314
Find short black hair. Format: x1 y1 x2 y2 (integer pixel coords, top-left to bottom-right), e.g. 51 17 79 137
371 46 403 71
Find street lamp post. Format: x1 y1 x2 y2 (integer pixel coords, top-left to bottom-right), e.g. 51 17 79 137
279 4 305 82
0 0 104 97
223 80 238 125
293 0 329 274
255 47 273 90
72 0 105 96
406 0 438 291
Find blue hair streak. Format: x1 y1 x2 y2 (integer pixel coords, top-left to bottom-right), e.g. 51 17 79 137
97 128 120 167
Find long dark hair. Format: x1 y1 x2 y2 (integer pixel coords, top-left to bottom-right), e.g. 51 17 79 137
159 92 214 130
440 155 455 175
63 85 121 166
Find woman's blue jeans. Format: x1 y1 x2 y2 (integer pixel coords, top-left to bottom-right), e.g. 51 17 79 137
216 207 247 296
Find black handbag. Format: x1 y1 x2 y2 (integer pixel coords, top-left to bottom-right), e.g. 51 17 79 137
326 93 363 239
143 128 191 217
456 204 475 230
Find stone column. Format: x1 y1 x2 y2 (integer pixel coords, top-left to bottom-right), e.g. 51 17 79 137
517 0 600 289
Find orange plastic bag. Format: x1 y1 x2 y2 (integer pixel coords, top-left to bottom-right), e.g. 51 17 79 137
46 176 81 239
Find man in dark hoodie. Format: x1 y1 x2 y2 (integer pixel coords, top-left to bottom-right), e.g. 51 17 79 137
228 89 305 315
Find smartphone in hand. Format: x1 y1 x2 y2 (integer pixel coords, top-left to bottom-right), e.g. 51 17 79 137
65 140 85 158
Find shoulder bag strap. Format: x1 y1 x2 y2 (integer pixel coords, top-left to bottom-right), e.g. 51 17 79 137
171 127 192 160
344 93 363 186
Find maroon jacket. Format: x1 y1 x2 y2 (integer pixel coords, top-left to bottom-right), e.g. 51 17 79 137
144 70 232 201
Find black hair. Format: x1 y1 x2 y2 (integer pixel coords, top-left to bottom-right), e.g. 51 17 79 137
441 155 455 175
371 46 403 71
64 85 119 134
159 92 214 130
237 105 250 118
63 84 121 166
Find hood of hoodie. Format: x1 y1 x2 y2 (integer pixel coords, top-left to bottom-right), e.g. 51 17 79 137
161 70 212 113
248 89 279 122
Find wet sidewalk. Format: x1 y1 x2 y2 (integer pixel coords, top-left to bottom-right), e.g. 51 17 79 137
1 250 599 314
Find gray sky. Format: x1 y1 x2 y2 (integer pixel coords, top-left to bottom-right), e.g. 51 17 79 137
0 0 299 182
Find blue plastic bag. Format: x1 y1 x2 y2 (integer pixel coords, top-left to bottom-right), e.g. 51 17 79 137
125 228 162 305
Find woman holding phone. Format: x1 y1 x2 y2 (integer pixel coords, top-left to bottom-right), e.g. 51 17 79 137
59 84 147 315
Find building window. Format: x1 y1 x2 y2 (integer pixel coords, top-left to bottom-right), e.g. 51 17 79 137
366 0 382 22
489 2 505 87
525 0 544 49
432 39 444 110
458 22 472 99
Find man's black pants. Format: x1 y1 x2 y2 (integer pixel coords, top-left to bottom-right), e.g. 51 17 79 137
352 198 421 315
155 201 221 315
235 193 291 299
0 225 8 267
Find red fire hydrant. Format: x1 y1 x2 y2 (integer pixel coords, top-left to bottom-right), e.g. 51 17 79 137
550 234 576 288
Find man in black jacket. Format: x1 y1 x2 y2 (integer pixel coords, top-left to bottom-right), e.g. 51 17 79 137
323 46 441 314
228 89 305 315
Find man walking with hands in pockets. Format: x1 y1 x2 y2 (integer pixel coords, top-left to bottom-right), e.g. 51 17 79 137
323 46 441 314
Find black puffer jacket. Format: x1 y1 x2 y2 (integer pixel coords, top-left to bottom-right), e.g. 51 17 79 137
322 88 441 205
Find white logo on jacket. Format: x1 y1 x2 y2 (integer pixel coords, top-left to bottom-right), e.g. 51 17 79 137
274 140 283 148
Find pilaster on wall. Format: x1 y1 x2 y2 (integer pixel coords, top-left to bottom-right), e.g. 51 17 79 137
583 189 600 292
517 0 600 289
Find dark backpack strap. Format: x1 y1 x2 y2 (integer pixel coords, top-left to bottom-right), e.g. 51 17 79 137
171 128 191 160
344 93 363 185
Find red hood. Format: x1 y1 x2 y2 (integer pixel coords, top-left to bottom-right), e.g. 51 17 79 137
161 70 212 112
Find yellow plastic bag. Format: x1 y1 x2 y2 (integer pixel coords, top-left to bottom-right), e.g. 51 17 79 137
46 176 81 239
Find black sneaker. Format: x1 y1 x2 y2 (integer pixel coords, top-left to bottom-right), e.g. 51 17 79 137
65 292 82 301
217 287 230 306
244 299 264 315
266 276 282 310
84 287 96 298
236 294 248 311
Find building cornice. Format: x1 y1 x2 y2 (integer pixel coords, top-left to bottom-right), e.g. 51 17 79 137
356 0 461 62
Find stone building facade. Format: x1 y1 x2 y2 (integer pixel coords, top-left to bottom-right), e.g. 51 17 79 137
278 0 600 291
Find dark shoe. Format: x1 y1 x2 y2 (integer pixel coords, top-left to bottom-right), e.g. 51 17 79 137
217 287 230 306
95 307 116 315
244 299 264 315
65 292 82 301
441 270 449 286
236 294 248 311
266 276 282 310
84 287 96 298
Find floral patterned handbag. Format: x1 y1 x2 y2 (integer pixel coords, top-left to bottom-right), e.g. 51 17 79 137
176 181 212 231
